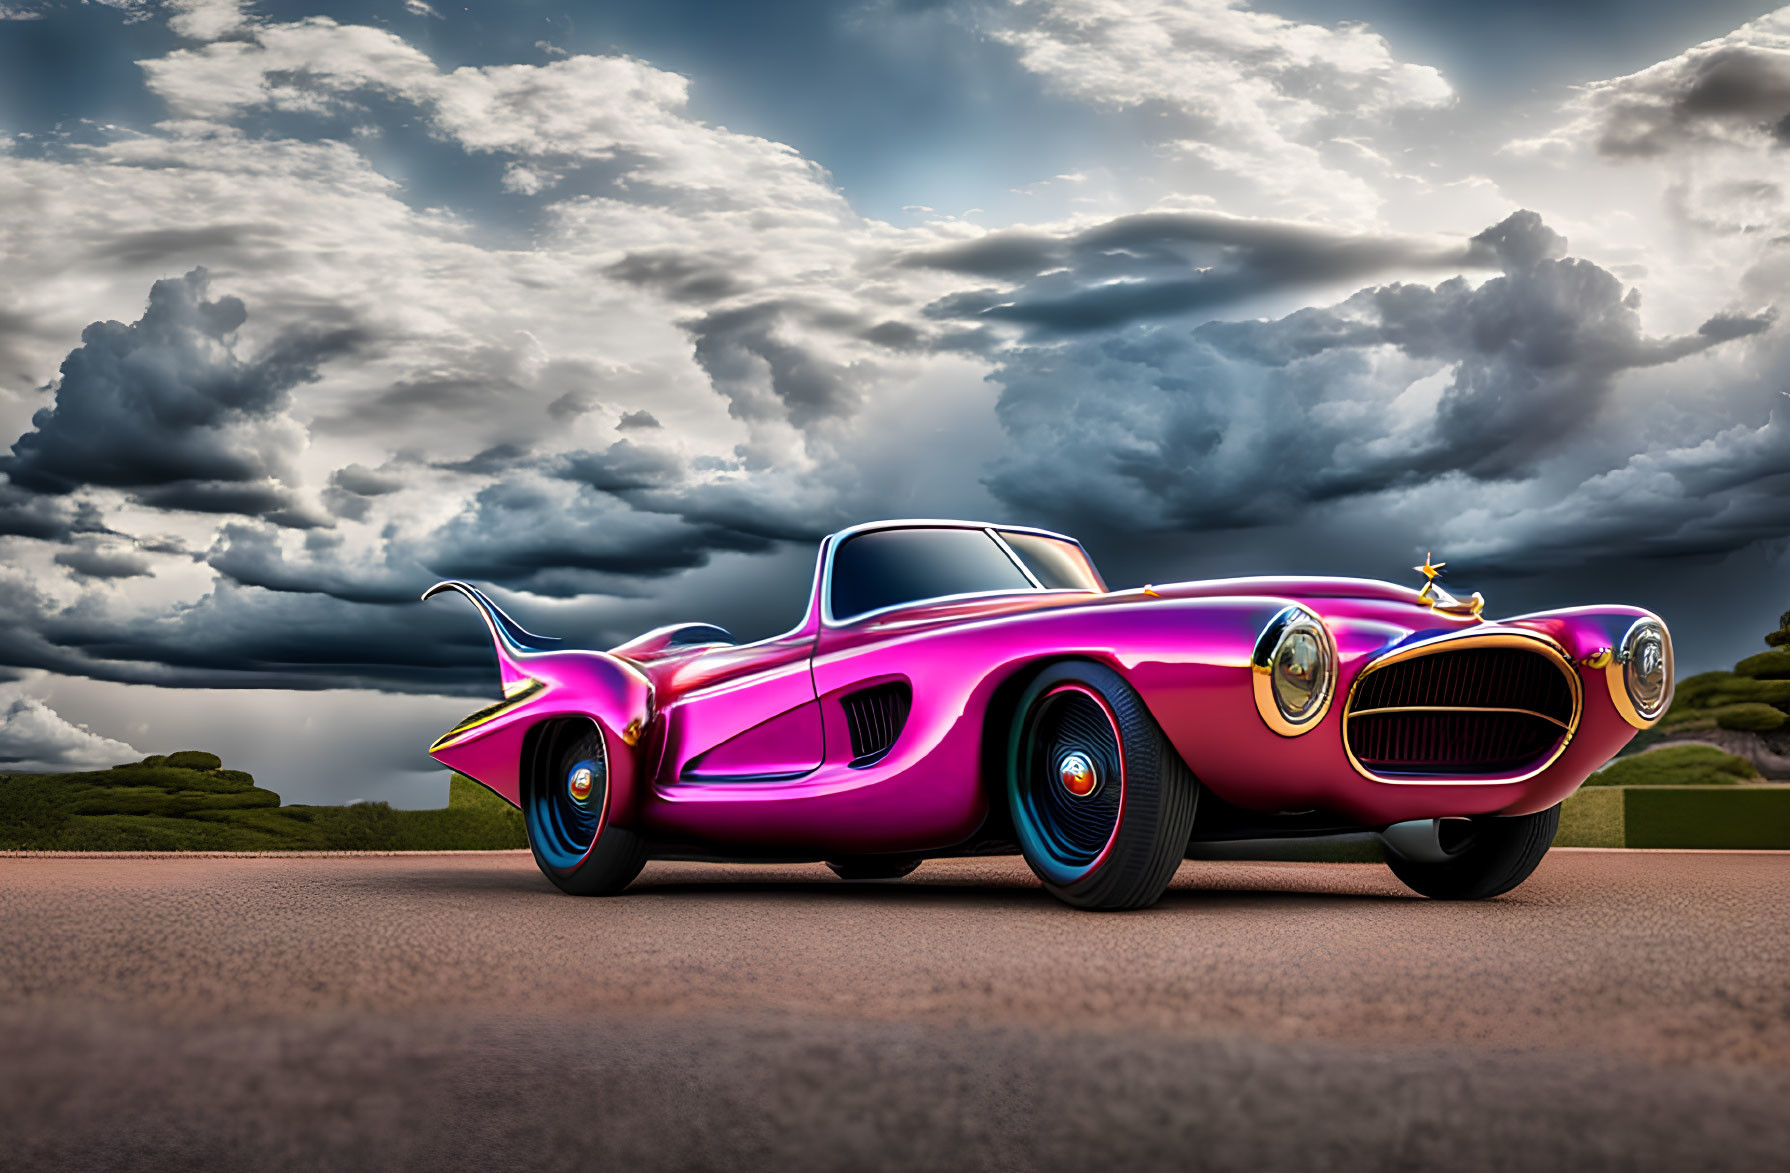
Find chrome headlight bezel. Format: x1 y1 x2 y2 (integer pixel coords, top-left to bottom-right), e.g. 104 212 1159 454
1251 605 1337 737
1607 617 1673 729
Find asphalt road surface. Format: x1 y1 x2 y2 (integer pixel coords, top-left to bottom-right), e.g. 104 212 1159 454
1 849 1785 1172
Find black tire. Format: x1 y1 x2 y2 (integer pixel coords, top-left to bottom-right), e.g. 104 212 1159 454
1385 805 1560 900
1006 661 1199 910
522 720 648 897
825 857 922 881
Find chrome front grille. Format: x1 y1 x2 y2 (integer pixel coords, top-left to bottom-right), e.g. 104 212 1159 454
1344 641 1579 778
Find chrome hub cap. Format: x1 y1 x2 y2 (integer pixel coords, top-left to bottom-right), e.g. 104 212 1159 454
1057 751 1099 799
568 765 595 804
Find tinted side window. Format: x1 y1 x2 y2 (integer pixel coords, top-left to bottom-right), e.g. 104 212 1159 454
830 529 1034 621
999 531 1106 591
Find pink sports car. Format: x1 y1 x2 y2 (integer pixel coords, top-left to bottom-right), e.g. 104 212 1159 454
424 519 1672 910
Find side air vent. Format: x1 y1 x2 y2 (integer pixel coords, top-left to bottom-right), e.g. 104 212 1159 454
841 682 912 767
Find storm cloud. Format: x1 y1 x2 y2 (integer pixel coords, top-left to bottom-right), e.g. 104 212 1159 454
686 301 872 431
53 541 154 583
988 211 1775 537
910 211 1491 333
2 268 357 526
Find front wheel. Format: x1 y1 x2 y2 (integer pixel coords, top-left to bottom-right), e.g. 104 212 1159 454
1007 661 1199 910
522 720 648 896
1384 805 1560 900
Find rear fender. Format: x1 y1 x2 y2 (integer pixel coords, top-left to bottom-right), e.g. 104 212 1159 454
424 581 653 819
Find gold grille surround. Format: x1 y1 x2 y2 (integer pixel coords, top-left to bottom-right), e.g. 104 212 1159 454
1342 630 1583 786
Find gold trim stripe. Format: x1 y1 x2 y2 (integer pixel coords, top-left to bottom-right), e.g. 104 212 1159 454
429 677 547 754
1346 704 1573 731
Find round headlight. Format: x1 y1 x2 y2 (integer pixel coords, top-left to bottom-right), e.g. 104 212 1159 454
1252 606 1336 736
1610 617 1673 728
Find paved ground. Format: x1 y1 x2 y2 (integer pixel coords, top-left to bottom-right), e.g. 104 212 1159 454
0 850 1785 1171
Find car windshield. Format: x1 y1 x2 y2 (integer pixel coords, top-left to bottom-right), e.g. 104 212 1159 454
829 528 1035 622
998 531 1106 592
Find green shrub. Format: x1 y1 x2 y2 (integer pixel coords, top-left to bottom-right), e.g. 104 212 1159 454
164 750 222 771
0 778 74 847
1713 702 1787 732
1661 673 1790 728
1669 670 1738 709
449 774 512 811
138 754 167 767
1588 745 1758 787
68 786 281 816
307 802 404 851
1735 649 1790 679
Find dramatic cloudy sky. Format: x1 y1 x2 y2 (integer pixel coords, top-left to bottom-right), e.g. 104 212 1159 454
0 0 1786 802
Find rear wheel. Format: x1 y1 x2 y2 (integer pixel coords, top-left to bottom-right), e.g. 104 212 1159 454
1384 805 1560 900
522 720 648 896
1007 662 1199 910
825 857 921 881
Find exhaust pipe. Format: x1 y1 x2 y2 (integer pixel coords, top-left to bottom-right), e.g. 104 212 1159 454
1379 818 1460 864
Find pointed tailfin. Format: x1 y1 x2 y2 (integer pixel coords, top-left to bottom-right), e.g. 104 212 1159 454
423 580 560 696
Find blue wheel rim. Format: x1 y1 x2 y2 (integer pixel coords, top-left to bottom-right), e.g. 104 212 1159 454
1010 686 1123 887
525 737 606 872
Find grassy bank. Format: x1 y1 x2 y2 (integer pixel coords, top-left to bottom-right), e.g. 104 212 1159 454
0 755 525 852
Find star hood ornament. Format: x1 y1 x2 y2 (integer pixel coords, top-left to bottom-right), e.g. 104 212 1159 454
1413 551 1485 619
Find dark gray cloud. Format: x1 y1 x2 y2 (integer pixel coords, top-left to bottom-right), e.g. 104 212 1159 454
205 523 425 606
0 304 45 392
1 268 359 527
316 370 495 430
133 479 332 528
604 249 749 303
988 211 1779 539
0 482 108 542
324 461 411 521
1699 308 1780 341
431 443 534 475
310 343 534 433
1585 42 1790 157
426 478 776 595
1441 408 1790 576
910 210 1492 334
555 440 686 493
329 463 406 497
53 542 153 582
85 223 273 267
0 561 500 695
617 408 661 430
686 301 868 428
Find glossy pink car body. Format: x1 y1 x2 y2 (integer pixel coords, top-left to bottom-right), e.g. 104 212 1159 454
426 519 1669 861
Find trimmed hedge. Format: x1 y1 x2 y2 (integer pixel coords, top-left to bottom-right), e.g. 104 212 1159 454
1557 784 1790 848
1624 786 1790 849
